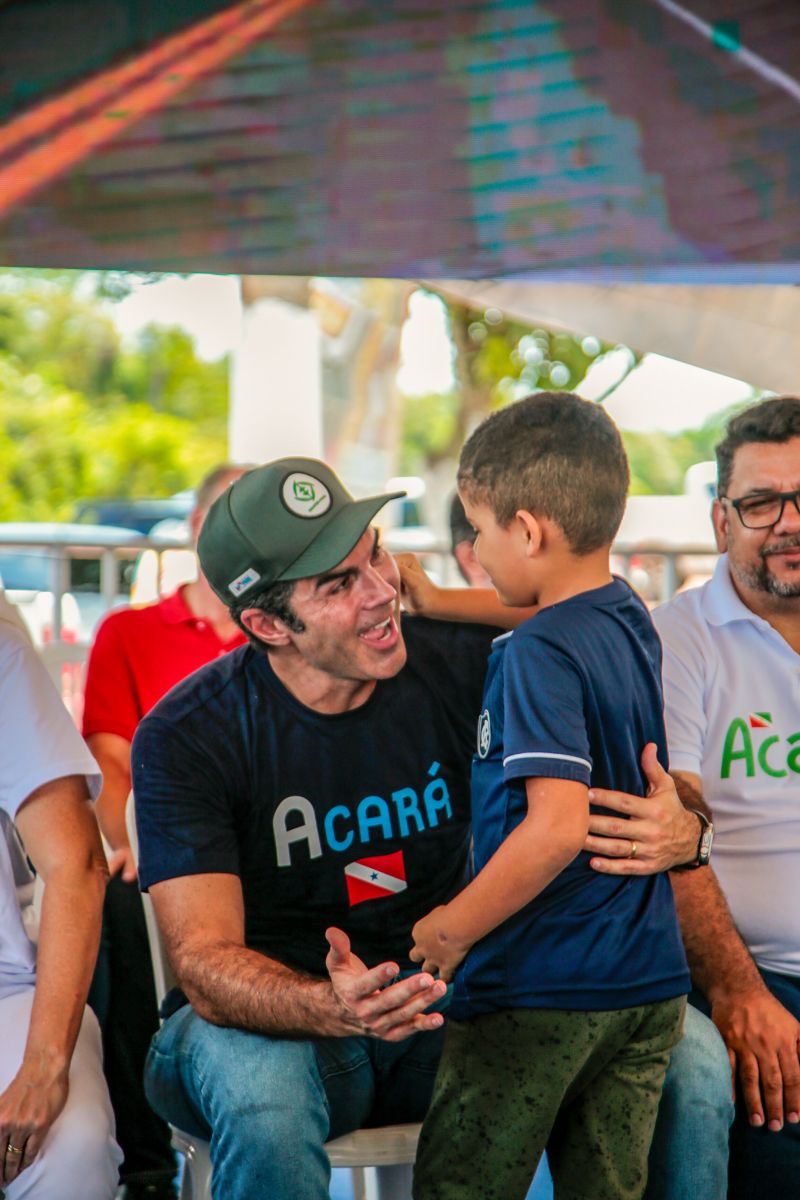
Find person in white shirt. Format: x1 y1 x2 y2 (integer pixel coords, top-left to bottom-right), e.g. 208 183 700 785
651 396 800 1199
0 615 121 1198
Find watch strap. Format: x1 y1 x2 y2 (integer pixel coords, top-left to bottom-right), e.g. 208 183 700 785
683 807 713 869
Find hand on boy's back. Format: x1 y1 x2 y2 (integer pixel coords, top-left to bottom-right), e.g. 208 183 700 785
409 907 469 983
325 927 446 1042
584 743 700 874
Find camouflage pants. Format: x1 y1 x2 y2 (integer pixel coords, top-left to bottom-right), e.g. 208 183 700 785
413 997 686 1200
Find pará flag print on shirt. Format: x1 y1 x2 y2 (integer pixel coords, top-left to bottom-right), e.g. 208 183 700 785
345 851 407 906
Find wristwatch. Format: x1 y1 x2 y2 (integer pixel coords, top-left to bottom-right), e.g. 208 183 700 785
683 808 714 868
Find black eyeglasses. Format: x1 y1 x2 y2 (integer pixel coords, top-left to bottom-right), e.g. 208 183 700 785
726 489 800 529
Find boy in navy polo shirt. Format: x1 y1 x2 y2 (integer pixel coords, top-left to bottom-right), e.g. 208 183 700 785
410 393 689 1200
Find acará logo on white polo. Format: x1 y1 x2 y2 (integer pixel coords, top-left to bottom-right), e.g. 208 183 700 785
719 712 800 780
477 709 491 759
282 472 331 518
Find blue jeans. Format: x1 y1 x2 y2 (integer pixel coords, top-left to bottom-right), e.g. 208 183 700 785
145 1003 446 1200
645 1002 733 1200
691 968 800 1200
145 1000 732 1200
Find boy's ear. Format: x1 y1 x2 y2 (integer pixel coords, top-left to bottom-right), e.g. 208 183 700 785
239 608 293 647
515 509 543 555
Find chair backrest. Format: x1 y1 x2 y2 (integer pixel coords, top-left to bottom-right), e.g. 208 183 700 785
125 792 177 1003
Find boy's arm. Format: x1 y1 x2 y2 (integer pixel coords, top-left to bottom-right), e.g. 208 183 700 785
395 552 536 629
410 777 588 980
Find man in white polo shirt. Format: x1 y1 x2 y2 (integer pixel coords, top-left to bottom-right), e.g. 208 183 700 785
652 395 800 1199
0 609 121 1198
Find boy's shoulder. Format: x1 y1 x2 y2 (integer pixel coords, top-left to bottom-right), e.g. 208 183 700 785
512 577 644 642
505 579 659 693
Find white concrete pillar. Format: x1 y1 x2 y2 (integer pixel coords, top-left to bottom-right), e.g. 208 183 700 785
230 297 322 462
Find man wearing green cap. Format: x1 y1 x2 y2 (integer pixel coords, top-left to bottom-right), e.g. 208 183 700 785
131 457 730 1200
131 458 492 1200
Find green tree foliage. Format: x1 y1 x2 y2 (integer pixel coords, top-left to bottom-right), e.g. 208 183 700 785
622 403 750 495
400 291 614 473
0 272 227 520
115 324 227 428
401 390 460 472
400 290 753 496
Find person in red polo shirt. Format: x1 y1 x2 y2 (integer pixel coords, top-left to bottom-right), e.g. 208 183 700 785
82 463 248 1200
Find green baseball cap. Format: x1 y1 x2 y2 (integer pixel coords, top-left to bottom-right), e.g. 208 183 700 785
198 456 406 603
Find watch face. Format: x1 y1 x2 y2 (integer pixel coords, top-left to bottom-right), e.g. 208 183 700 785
699 827 714 865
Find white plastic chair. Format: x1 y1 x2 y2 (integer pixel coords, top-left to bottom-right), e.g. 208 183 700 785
170 1121 419 1200
126 797 420 1200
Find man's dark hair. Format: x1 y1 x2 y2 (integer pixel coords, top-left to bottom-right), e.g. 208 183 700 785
716 396 800 497
448 492 476 554
230 578 305 649
457 392 629 555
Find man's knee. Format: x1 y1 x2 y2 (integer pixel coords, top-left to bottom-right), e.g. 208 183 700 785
146 1006 326 1140
645 1006 733 1200
663 1003 733 1118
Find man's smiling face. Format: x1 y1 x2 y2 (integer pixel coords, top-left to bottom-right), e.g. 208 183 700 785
714 436 800 607
285 527 407 685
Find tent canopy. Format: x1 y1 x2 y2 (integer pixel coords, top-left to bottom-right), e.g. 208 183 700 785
2 1 800 278
429 279 800 395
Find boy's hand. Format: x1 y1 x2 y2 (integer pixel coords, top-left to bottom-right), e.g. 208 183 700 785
396 553 440 617
409 906 469 983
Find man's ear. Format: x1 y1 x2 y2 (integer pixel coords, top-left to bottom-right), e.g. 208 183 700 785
711 498 729 553
515 509 543 556
239 608 293 647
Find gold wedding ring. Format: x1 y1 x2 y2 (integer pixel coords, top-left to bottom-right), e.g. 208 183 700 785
6 1143 23 1156
629 841 638 859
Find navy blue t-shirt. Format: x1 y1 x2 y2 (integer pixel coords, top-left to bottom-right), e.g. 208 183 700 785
132 617 493 977
451 578 690 1018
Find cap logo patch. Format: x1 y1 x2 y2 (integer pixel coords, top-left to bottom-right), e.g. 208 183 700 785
228 567 261 597
282 472 332 518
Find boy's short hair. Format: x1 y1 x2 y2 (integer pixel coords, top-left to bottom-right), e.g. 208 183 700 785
715 395 800 496
457 392 629 555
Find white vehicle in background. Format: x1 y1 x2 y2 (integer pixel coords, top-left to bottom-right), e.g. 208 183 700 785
0 547 82 645
131 516 194 605
0 523 145 646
